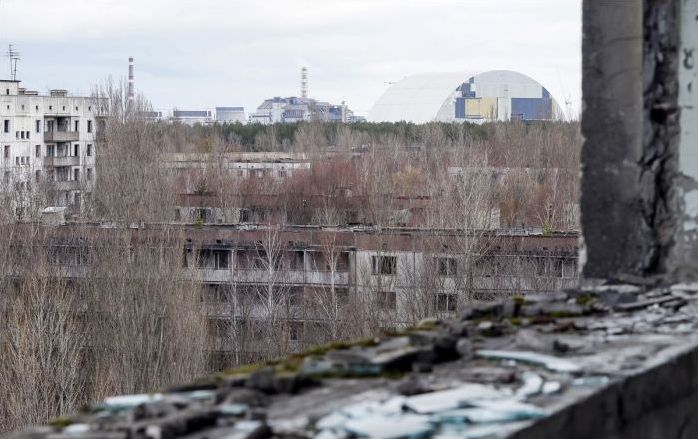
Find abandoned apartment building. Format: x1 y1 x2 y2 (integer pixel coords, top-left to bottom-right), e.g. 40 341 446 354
0 79 99 213
6 222 577 364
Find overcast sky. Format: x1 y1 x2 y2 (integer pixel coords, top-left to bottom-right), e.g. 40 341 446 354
0 0 581 118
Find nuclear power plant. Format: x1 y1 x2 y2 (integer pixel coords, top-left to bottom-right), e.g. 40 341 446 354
368 70 563 123
248 67 360 124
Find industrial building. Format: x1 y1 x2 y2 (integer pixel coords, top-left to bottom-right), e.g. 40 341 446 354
368 70 563 123
215 107 246 123
0 79 98 212
248 96 356 124
248 67 359 124
165 107 246 125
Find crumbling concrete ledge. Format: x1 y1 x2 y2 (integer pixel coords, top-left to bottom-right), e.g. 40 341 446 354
9 284 698 439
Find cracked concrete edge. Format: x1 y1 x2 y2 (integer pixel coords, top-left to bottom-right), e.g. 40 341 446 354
509 332 698 439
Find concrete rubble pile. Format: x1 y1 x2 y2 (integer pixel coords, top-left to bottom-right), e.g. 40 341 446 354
10 283 698 439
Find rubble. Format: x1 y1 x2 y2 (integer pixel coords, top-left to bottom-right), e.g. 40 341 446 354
9 285 698 439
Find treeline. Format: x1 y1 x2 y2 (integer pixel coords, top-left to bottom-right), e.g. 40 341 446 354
153 119 578 155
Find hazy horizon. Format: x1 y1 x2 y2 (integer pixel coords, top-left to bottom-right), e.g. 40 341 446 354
0 0 581 118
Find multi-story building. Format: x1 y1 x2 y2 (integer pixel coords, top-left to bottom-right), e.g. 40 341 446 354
9 220 578 364
0 80 98 211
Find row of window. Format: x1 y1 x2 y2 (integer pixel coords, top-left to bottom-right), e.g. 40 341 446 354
370 255 573 278
2 101 94 112
187 248 351 271
3 167 93 184
3 143 93 159
2 119 94 134
202 287 456 315
371 256 457 276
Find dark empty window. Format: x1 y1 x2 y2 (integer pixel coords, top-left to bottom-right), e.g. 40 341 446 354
196 249 229 270
377 291 397 310
437 257 457 276
436 293 457 312
87 120 93 133
289 321 303 341
372 255 397 275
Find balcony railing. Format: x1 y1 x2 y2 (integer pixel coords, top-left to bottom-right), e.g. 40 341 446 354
44 131 79 142
52 180 79 191
43 155 80 167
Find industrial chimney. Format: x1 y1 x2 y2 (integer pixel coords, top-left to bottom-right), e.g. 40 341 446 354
128 57 135 101
301 66 308 98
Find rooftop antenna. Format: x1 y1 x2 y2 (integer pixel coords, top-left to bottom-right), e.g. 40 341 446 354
301 66 308 98
128 57 135 101
5 44 20 81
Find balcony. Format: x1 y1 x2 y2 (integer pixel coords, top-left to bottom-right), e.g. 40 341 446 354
44 155 80 167
44 131 79 142
53 180 79 191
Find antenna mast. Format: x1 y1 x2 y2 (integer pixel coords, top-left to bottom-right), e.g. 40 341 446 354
5 44 20 81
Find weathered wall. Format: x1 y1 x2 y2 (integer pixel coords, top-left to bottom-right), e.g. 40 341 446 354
581 1 647 281
581 0 688 284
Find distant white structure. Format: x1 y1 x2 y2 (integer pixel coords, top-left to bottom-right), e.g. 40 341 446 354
215 107 246 124
170 109 215 125
368 70 563 123
248 96 356 124
166 107 246 126
0 79 98 210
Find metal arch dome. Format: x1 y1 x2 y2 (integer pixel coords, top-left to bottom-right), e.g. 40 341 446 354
368 70 563 123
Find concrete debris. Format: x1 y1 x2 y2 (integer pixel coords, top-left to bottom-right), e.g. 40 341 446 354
404 384 504 414
514 372 544 399
13 285 698 439
475 350 582 374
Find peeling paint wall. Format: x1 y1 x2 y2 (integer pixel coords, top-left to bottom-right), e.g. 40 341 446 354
581 0 698 284
673 0 698 280
642 0 680 279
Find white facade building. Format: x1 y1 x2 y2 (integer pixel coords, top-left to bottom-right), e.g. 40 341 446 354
215 107 246 124
0 80 98 212
171 109 215 125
